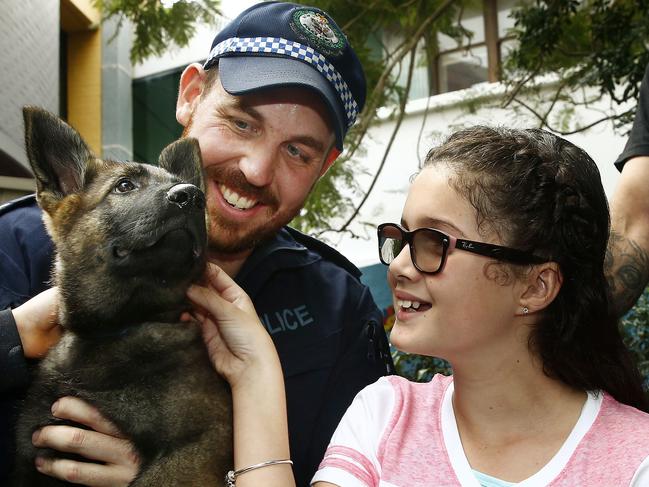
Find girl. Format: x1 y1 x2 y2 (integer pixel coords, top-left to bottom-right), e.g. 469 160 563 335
188 126 649 486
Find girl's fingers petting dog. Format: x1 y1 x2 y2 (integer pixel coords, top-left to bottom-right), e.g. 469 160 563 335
203 263 256 314
187 274 280 385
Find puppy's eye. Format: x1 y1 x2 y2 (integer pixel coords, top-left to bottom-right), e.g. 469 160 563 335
115 178 137 193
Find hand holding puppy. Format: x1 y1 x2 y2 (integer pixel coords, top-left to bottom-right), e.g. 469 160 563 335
13 287 62 358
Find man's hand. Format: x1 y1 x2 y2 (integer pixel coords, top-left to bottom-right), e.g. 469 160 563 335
607 156 649 317
12 287 62 358
32 397 140 486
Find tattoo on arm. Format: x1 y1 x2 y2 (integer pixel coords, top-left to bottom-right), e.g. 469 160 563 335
605 231 649 317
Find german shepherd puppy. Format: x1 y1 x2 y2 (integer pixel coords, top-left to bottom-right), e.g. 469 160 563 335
12 107 232 486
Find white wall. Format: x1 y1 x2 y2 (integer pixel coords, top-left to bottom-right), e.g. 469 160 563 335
324 82 629 268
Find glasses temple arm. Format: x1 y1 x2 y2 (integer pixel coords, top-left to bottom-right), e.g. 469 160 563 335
454 238 545 264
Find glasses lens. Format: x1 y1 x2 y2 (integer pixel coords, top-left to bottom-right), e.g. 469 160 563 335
378 225 404 265
412 229 445 273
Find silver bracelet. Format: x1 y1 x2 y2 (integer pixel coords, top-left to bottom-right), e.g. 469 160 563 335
225 459 293 486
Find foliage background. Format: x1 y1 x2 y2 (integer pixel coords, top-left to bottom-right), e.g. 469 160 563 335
620 290 649 391
93 0 220 63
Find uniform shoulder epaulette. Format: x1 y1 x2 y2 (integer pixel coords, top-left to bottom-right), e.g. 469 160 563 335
0 193 37 217
285 226 361 280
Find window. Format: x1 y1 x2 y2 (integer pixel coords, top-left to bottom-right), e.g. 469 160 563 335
132 68 184 164
389 0 520 100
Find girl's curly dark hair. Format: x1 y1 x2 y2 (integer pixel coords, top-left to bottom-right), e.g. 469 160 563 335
424 126 648 412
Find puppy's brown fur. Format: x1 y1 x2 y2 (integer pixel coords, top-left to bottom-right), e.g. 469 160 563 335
12 107 232 486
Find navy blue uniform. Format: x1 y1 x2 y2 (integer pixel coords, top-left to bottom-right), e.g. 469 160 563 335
0 195 393 486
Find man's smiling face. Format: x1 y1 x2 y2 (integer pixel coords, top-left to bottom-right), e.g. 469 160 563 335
178 69 335 256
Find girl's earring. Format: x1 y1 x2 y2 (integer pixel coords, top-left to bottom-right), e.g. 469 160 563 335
522 306 529 315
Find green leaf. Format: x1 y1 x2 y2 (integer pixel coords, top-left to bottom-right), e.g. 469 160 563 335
93 0 220 64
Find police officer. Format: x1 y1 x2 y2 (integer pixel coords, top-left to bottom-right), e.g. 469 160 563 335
0 3 393 486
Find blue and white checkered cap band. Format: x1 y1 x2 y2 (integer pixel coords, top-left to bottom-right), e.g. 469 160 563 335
205 37 359 128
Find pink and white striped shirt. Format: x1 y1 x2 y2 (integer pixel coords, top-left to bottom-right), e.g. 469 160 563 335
312 374 649 486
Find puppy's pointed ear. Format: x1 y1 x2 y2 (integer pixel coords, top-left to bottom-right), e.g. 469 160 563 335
158 137 205 193
23 106 94 199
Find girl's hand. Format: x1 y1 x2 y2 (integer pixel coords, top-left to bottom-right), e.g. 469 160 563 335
188 264 293 487
187 263 280 389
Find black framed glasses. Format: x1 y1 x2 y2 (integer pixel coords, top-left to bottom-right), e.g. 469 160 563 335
377 223 546 274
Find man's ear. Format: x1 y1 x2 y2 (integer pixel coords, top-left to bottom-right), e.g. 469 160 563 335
518 262 563 315
23 106 94 201
158 137 205 193
177 63 207 127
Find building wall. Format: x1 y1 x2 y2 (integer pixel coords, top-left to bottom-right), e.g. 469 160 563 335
0 0 60 174
131 2 246 79
0 176 36 203
102 17 133 162
67 26 102 154
0 2 133 204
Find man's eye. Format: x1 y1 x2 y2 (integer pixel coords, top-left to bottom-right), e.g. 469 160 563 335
287 144 302 158
234 119 249 130
115 178 137 193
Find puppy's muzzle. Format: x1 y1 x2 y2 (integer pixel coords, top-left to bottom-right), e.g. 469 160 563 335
108 182 207 276
167 183 206 210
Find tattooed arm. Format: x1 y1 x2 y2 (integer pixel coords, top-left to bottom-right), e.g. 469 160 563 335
605 231 649 317
607 156 649 317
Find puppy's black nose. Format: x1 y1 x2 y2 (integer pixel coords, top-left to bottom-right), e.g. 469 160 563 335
166 183 205 210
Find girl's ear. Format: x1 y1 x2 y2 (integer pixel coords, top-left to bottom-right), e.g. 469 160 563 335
177 63 207 127
518 262 563 316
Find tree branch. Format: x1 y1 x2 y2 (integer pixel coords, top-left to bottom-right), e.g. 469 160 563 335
336 43 419 233
512 98 628 136
538 79 569 128
501 66 541 109
341 0 381 31
344 0 456 162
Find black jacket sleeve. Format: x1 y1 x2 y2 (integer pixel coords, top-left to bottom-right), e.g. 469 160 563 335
0 308 29 391
0 198 53 394
0 199 53 481
615 63 649 170
0 308 31 482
